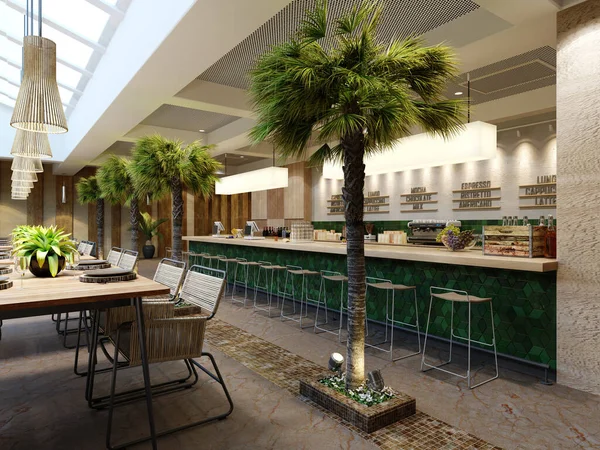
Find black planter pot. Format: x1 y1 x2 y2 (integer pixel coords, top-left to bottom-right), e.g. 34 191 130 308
29 255 66 278
142 244 155 259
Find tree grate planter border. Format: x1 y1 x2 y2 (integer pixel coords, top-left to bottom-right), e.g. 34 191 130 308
299 377 416 433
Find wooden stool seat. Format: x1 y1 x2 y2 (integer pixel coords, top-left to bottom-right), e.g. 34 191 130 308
431 292 491 303
367 281 415 291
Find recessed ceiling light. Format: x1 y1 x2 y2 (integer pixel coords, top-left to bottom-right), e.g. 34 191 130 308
240 155 244 158
454 91 463 96
199 129 205 132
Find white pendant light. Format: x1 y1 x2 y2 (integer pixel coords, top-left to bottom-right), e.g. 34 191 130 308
11 129 53 159
12 155 43 173
12 170 38 182
12 180 35 188
215 149 288 195
10 0 67 134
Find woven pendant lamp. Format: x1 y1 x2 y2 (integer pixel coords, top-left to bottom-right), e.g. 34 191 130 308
11 129 53 158
12 180 35 188
12 155 43 173
10 35 67 134
12 170 38 182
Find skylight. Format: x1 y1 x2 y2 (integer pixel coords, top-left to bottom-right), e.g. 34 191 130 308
0 0 129 115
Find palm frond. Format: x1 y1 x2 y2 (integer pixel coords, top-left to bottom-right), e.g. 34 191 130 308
298 0 327 43
129 134 221 199
308 143 343 167
97 155 140 205
76 176 101 205
249 0 465 163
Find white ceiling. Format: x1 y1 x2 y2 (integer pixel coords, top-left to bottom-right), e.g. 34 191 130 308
0 0 132 115
1 0 564 174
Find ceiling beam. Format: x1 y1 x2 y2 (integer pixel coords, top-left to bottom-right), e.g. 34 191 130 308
122 124 204 144
56 0 293 175
165 96 254 119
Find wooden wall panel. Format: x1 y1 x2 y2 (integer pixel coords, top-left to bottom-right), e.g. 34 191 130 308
27 173 44 225
111 204 121 248
157 195 172 258
251 190 268 219
267 188 284 220
242 193 251 225
211 195 221 229
194 195 211 236
220 195 231 232
55 176 73 234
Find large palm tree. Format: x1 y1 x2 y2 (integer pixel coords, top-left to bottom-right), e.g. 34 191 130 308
96 155 144 252
129 135 221 261
76 176 105 259
249 0 465 389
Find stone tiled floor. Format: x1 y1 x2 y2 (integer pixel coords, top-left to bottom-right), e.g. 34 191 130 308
205 318 500 449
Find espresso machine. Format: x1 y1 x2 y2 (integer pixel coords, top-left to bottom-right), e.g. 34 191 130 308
407 219 461 245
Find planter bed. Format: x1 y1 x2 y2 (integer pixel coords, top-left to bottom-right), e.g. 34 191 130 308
299 376 416 433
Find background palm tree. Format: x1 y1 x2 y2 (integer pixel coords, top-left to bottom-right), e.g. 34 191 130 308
76 176 105 259
96 155 144 252
249 0 465 389
129 135 221 261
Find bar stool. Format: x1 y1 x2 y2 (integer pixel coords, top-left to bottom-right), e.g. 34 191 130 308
254 262 287 316
280 265 320 328
314 271 347 341
364 277 421 361
231 257 261 306
203 254 224 268
217 255 238 295
421 287 499 389
188 252 208 268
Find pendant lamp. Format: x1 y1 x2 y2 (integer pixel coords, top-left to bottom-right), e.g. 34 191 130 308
12 155 43 173
10 0 67 134
11 37 67 133
11 129 53 158
12 180 35 188
12 171 38 182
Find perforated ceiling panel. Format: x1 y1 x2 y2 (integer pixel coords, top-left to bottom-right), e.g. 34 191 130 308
140 105 240 133
198 0 480 89
448 46 556 104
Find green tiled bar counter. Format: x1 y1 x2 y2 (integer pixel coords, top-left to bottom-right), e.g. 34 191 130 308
185 237 558 369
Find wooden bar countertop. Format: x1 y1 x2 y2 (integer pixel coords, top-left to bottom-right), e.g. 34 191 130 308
184 236 558 273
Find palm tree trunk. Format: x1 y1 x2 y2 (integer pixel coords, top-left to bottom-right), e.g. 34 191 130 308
130 198 139 252
342 129 366 391
96 199 104 259
171 177 184 261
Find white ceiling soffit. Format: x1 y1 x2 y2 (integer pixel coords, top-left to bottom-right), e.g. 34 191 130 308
140 105 240 133
448 46 556 105
198 0 480 90
55 0 293 175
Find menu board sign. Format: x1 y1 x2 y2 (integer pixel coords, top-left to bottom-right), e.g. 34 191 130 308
452 180 501 210
327 191 389 215
400 187 438 213
519 174 557 209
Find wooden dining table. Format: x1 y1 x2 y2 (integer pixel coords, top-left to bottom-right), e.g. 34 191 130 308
0 268 169 449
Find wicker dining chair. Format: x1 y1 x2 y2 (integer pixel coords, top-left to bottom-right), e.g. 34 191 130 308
104 266 232 448
77 241 86 254
117 249 138 271
143 258 186 302
106 247 123 266
82 242 95 256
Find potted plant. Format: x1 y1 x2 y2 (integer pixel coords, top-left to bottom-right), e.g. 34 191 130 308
138 212 168 259
12 225 77 277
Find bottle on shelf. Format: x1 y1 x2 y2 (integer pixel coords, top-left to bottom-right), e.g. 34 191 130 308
502 216 508 226
523 216 529 226
539 215 546 226
544 215 557 258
